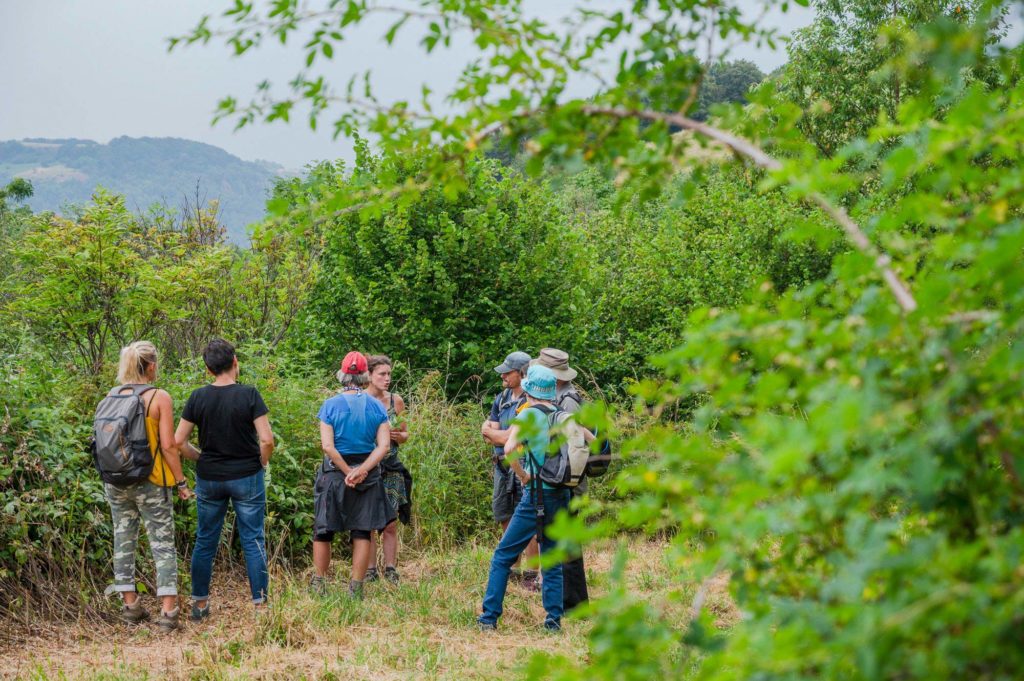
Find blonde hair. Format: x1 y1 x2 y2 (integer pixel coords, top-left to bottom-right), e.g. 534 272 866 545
117 341 158 384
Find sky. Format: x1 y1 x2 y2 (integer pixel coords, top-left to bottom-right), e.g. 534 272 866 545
2 1 1007 171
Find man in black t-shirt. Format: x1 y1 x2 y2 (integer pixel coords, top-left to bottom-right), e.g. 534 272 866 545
175 339 274 621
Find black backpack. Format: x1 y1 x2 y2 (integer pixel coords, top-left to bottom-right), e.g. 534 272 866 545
91 384 156 486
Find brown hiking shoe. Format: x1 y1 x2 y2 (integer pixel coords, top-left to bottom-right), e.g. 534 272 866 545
156 607 180 632
120 599 149 625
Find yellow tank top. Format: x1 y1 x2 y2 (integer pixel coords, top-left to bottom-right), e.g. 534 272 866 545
146 412 175 488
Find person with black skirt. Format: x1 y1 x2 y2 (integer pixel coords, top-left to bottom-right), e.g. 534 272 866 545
310 351 396 598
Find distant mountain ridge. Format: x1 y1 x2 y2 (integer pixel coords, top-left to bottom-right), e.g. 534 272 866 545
0 136 292 243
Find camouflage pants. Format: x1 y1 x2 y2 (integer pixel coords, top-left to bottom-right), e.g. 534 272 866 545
104 481 178 597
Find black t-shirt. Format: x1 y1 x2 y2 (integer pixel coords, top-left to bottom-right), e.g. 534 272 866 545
182 383 269 481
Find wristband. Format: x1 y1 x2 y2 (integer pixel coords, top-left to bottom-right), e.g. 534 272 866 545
175 479 188 488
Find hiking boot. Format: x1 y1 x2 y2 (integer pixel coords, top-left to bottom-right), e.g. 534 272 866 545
309 575 327 597
477 619 497 632
348 579 364 600
364 567 379 583
543 619 562 633
120 598 149 625
156 607 180 633
521 570 541 593
384 566 400 585
190 602 210 622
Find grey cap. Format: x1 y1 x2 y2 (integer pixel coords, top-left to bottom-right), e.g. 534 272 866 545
493 351 532 374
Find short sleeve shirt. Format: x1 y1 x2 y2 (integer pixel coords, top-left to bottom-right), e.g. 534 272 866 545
182 383 269 481
318 391 388 460
514 405 555 489
488 389 526 458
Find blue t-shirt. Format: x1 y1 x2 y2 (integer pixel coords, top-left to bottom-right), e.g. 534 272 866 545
318 391 388 458
513 406 554 488
489 388 526 458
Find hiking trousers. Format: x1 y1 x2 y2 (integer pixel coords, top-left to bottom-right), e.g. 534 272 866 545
104 480 178 597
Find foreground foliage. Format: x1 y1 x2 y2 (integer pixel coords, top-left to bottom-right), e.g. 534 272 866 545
175 1 1024 679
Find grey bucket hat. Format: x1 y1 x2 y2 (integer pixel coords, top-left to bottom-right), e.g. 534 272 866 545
493 351 531 374
532 347 577 382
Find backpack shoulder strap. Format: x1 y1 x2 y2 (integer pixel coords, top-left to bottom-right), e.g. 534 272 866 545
557 388 582 411
498 388 518 411
528 403 560 427
106 384 155 398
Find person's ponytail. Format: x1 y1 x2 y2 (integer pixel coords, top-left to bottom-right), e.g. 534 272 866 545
117 341 158 384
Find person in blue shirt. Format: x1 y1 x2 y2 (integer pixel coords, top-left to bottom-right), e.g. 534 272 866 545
311 351 396 599
478 364 570 632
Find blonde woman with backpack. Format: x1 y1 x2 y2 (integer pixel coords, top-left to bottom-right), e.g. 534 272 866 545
96 341 193 632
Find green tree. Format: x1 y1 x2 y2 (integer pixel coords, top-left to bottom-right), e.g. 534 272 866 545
281 148 586 388
695 59 765 120
775 0 1002 154
5 191 167 373
0 178 33 214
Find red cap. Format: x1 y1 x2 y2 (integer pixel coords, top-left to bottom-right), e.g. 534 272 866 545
340 351 368 375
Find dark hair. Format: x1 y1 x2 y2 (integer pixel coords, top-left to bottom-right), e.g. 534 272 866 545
203 339 236 376
367 354 392 374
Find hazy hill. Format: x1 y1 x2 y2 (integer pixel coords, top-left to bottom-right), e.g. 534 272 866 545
0 137 290 244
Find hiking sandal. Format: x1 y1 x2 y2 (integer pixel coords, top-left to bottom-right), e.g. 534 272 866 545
309 575 327 597
120 598 149 625
156 607 180 632
384 566 400 585
364 567 379 583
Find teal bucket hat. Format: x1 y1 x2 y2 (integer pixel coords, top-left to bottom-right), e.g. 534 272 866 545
522 365 557 401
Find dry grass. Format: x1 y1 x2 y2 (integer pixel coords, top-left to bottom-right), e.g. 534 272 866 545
0 538 736 680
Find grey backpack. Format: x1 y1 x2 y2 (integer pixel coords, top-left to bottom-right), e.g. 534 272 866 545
91 384 156 486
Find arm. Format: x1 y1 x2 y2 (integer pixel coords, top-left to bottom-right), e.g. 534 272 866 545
481 420 503 444
481 394 503 444
154 391 192 500
390 394 410 445
503 424 532 485
255 414 274 467
174 418 201 462
320 421 351 474
346 421 392 487
488 428 514 447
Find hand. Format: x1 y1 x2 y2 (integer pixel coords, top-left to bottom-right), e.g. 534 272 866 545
177 485 194 501
345 466 367 488
518 472 532 486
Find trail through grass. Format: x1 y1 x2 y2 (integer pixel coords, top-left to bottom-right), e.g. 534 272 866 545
1 538 735 680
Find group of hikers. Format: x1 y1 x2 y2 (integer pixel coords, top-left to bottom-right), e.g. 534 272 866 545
94 338 598 633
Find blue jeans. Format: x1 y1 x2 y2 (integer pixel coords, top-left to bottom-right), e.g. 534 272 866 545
192 469 268 604
479 486 570 629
